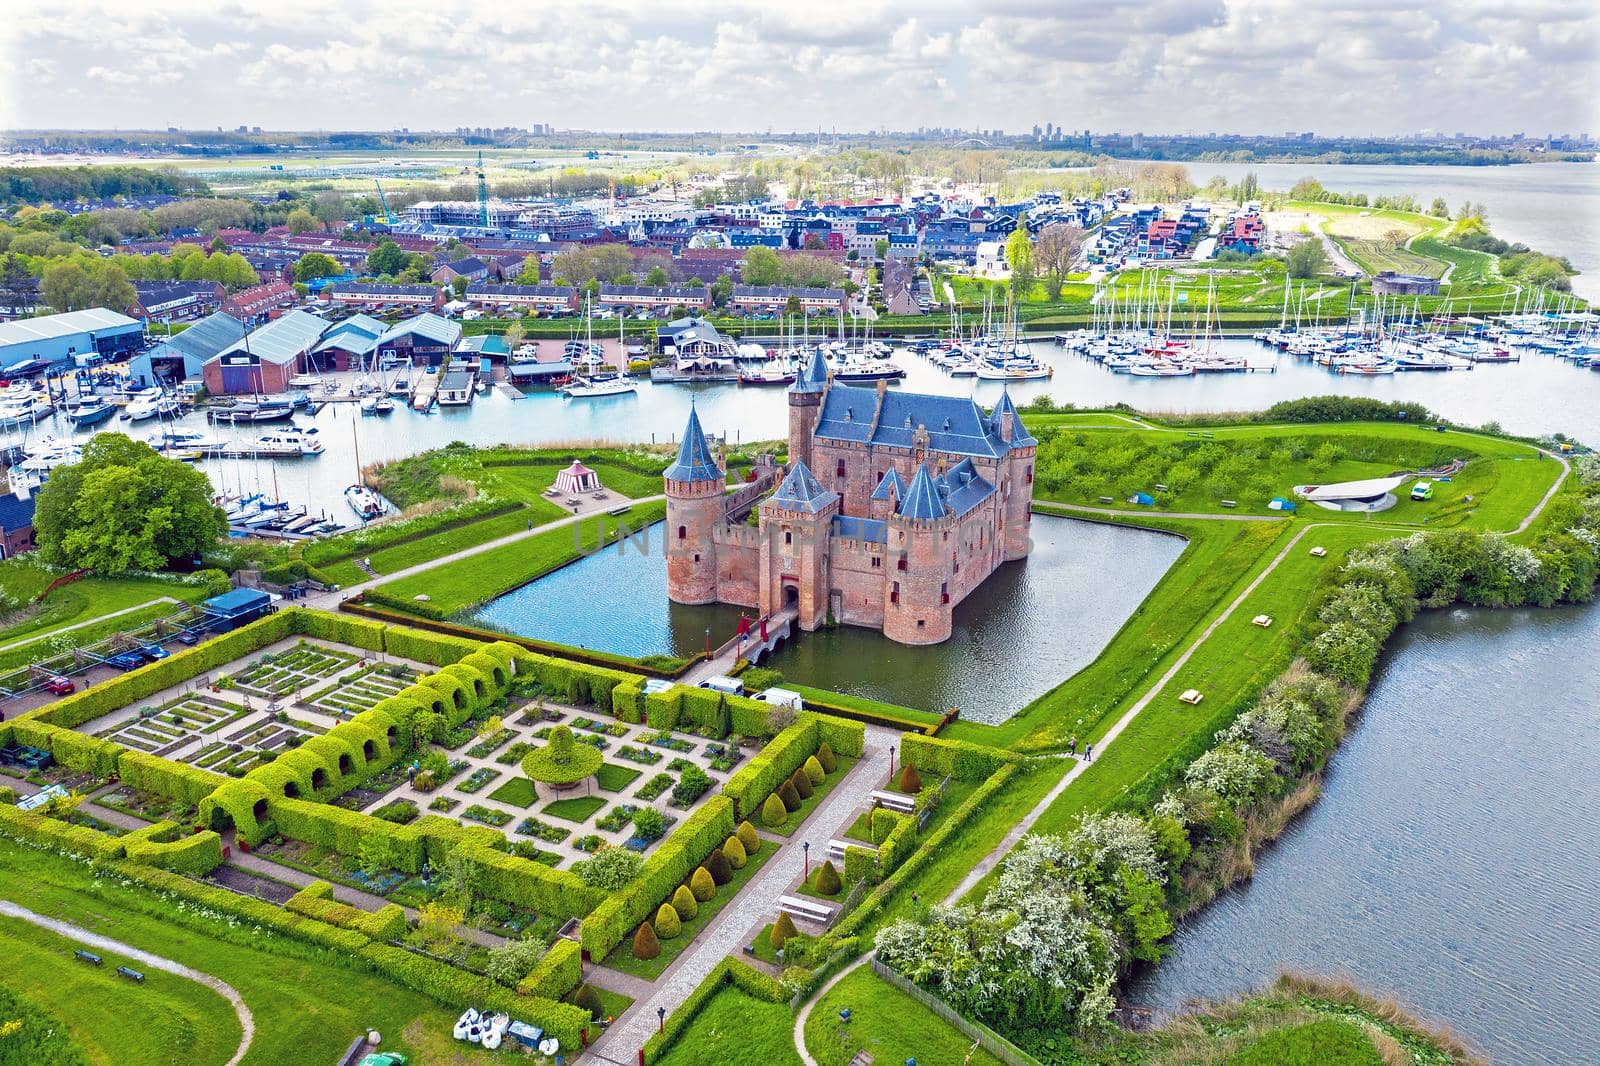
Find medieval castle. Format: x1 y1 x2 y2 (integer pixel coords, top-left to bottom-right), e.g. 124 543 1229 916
664 351 1037 646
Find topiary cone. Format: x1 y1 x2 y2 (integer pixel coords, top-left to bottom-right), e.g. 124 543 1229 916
897 762 922 794
778 779 802 812
653 902 681 939
689 866 716 902
761 793 789 827
632 921 660 960
723 834 747 868
706 847 733 885
790 767 814 800
770 911 798 951
573 982 604 1020
671 883 699 921
816 741 837 774
803 754 826 785
814 859 842 896
737 820 761 854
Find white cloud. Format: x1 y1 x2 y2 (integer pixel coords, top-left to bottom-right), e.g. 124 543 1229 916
1 0 1595 133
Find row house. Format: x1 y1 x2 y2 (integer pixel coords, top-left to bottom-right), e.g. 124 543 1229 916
128 280 225 322
222 281 295 322
731 285 846 314
325 282 446 312
464 283 579 313
597 285 712 312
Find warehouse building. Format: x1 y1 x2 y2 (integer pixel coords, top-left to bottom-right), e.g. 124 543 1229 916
127 311 245 387
201 310 329 395
0 308 145 372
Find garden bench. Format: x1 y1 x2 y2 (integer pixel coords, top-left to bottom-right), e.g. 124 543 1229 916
1098 495 1114 504
74 949 103 966
1310 546 1327 557
778 894 834 925
827 838 871 863
1251 614 1273 627
869 789 915 814
117 966 145 983
1220 499 1237 508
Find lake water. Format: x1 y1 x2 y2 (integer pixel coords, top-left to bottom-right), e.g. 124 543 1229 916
1182 160 1600 301
1125 602 1600 1064
467 514 1185 722
13 334 1596 523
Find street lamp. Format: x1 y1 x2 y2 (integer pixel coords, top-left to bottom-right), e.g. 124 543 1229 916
803 840 810 878
656 1006 665 1033
704 626 711 657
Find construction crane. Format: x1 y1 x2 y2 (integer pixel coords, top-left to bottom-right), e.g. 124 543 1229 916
371 179 397 224
475 150 489 228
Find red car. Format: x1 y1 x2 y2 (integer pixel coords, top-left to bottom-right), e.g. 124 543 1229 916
42 676 76 695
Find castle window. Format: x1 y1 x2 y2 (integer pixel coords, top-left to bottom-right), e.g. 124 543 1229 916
890 581 899 604
694 554 700 562
897 557 907 571
953 561 960 574
1026 464 1033 484
871 556 880 568
836 459 847 479
784 529 792 545
917 619 925 628
941 582 950 605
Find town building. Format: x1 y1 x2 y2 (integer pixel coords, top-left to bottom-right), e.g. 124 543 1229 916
596 285 712 312
222 281 295 322
128 280 225 322
201 310 328 395
464 283 578 314
0 491 38 559
325 281 446 312
309 313 387 371
1371 272 1442 296
0 308 145 372
432 257 490 284
730 285 846 314
664 354 1037 646
372 313 462 368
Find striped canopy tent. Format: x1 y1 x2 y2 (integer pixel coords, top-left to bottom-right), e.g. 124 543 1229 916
554 460 601 495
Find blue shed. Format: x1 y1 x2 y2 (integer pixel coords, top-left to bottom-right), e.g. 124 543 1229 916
201 588 274 630
1268 497 1296 512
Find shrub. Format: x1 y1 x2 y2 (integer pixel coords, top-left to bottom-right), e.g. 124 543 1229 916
485 936 546 988
761 793 788 827
896 763 923 794
671 884 699 921
777 779 801 812
813 859 841 896
899 734 1017 781
633 806 666 841
654 903 681 939
578 846 643 890
816 741 837 774
722 834 747 868
737 820 761 854
521 725 603 785
770 912 797 950
632 922 660 960
671 764 712 806
790 767 814 800
573 982 605 1021
516 938 582 1001
689 866 716 902
705 847 732 885
803 755 825 785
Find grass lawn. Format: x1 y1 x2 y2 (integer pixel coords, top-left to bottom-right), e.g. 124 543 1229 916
654 983 802 1066
796 864 848 902
805 965 1004 1066
542 795 607 822
760 756 857 837
375 500 666 615
0 566 205 651
0 914 242 1066
596 762 643 793
575 985 635 1026
485 776 539 808
785 685 943 730
603 844 774 979
1225 1019 1385 1065
842 811 875 843
0 838 470 1066
364 505 558 575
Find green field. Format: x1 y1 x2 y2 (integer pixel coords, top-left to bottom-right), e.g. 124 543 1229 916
654 984 802 1066
0 565 203 651
805 966 1004 1066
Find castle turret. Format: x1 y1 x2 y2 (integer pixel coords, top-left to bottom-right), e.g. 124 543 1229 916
883 463 956 645
990 390 1037 563
757 459 839 630
786 349 828 473
664 404 725 604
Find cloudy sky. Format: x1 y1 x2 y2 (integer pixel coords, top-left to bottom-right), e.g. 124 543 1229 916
6 0 1598 136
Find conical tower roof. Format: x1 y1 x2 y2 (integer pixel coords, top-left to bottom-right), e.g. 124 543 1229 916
788 348 829 395
664 403 722 483
897 462 948 521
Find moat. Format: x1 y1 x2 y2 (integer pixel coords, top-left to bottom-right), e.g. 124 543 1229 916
467 513 1185 723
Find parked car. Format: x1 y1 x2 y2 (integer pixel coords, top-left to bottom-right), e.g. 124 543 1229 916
104 651 146 671
42 675 76 695
138 643 170 661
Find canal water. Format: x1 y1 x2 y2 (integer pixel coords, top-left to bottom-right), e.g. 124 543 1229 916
13 336 1597 523
467 513 1185 723
1125 601 1600 1064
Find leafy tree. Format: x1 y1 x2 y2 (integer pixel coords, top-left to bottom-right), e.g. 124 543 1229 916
33 433 226 574
1430 197 1450 218
285 207 318 234
577 845 642 890
451 275 469 297
633 806 665 840
785 294 802 317
0 252 39 312
874 238 890 260
485 935 545 987
1285 239 1328 279
1005 217 1035 298
802 233 825 250
40 259 134 313
515 259 541 285
504 321 525 353
644 265 670 286
742 245 784 286
357 833 397 877
1034 223 1086 299
709 273 734 307
294 252 342 282
366 239 409 277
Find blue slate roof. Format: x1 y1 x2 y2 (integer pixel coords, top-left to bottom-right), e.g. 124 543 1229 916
814 382 1013 459
988 390 1037 447
940 458 997 516
898 463 948 521
870 467 906 502
769 460 836 514
832 515 887 543
789 348 829 395
0 492 36 533
664 405 722 483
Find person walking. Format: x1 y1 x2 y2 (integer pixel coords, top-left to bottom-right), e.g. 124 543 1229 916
1084 743 1093 762
1068 736 1077 756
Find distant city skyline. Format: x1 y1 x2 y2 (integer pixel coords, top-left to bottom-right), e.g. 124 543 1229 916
6 1 1598 136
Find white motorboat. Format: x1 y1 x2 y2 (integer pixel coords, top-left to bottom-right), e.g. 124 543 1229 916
0 396 54 427
561 374 637 398
121 393 167 421
254 429 324 455
345 484 384 521
287 373 321 389
1127 361 1195 377
17 436 81 472
975 359 1052 381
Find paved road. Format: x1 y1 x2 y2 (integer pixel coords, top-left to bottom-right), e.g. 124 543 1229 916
0 897 256 1066
588 726 895 1064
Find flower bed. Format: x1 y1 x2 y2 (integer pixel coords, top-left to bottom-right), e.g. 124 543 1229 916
596 804 637 833
616 745 662 766
428 796 459 813
516 817 571 844
496 741 535 766
635 773 673 802
456 767 502 794
462 804 512 828
644 730 694 753
466 728 516 759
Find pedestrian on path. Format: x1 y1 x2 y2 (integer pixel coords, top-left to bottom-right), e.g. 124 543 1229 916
1084 743 1093 762
1068 736 1077 756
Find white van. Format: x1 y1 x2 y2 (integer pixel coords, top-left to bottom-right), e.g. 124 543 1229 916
752 687 804 710
697 675 745 697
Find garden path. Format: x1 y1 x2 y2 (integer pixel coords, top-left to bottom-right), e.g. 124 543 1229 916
0 897 256 1066
0 596 184 655
587 725 896 1065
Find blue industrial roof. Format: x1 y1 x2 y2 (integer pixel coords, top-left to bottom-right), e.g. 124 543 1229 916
870 467 906 502
664 405 721 483
769 460 836 514
163 312 245 362
203 587 271 616
0 308 142 351
831 515 887 543
815 383 1013 459
897 464 948 521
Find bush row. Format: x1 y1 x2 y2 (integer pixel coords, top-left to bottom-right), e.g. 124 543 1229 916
580 796 736 960
285 880 408 941
723 719 821 822
120 821 225 875
900 733 1024 782
452 841 603 922
516 937 583 1001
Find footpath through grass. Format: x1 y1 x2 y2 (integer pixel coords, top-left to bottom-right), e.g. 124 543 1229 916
0 567 203 650
0 914 241 1066
805 965 1004 1066
0 838 466 1066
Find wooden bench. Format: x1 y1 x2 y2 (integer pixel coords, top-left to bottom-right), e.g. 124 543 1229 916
778 894 835 925
1310 546 1327 557
868 789 915 814
1220 499 1237 509
74 949 103 966
1251 614 1273 628
827 838 872 863
117 966 145 983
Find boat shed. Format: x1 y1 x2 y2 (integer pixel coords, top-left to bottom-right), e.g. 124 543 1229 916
375 313 462 369
201 310 330 395
128 311 245 387
201 588 274 631
0 308 145 371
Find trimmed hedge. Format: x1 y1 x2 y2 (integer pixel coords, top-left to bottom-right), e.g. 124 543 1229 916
0 802 124 861
118 751 228 805
121 822 224 875
724 719 820 823
270 798 427 872
200 779 275 844
452 841 603 921
641 957 787 1064
382 626 480 667
286 880 407 941
580 796 736 960
900 733 1022 781
293 611 388 652
517 937 583 1001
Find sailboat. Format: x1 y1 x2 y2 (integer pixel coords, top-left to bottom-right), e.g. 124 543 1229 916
345 422 384 522
561 296 637 398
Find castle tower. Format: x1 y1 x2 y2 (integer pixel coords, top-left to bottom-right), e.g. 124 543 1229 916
883 463 956 645
664 404 725 605
786 349 828 473
990 390 1037 563
757 459 839 631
